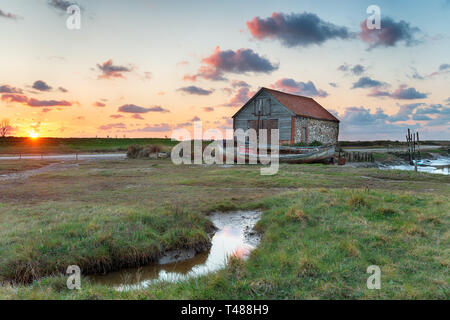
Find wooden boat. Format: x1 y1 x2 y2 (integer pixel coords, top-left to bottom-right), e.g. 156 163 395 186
279 145 335 163
228 144 336 164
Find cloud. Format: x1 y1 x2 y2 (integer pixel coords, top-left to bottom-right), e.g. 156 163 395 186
338 64 349 72
0 9 20 20
352 76 385 89
98 123 127 131
1 93 73 107
329 82 338 88
410 103 450 125
246 12 352 47
415 104 445 115
48 0 82 12
410 67 425 80
131 114 145 120
391 85 428 99
338 103 449 139
58 86 68 93
110 114 124 119
27 98 72 107
338 63 366 76
178 86 213 96
351 64 365 75
203 107 214 112
271 78 328 97
143 72 152 81
223 87 254 107
97 59 132 79
359 16 421 49
367 89 392 97
184 46 278 81
439 63 450 71
389 103 424 122
93 101 106 107
32 80 52 92
412 114 432 121
411 64 450 79
118 104 170 113
0 84 23 94
427 63 450 77
231 80 250 88
338 106 421 140
1 93 28 104
134 123 172 132
368 85 428 99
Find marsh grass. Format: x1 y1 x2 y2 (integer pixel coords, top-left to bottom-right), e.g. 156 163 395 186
0 159 448 299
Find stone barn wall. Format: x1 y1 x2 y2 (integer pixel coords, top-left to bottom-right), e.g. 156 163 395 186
294 117 339 145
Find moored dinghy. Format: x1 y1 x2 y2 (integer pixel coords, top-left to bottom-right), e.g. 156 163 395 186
234 143 335 164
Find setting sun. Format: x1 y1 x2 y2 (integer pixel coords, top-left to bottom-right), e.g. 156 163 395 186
29 132 39 139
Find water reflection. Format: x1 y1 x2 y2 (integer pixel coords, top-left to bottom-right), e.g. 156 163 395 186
89 211 261 290
380 157 450 175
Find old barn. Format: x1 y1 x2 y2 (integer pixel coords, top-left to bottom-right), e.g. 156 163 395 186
232 87 339 145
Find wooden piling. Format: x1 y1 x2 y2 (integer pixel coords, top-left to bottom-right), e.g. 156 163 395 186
416 132 421 159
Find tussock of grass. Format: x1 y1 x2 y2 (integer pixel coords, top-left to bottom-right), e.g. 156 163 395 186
347 192 368 208
127 144 171 159
285 207 309 222
376 207 398 217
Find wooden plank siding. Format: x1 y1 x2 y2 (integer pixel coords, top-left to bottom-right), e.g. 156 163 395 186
233 90 293 142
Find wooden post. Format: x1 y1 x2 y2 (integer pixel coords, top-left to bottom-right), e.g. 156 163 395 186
407 129 412 163
416 132 421 159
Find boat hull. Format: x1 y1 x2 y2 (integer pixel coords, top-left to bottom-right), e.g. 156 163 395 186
233 145 336 164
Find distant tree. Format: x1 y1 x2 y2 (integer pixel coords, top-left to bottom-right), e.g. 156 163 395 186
0 118 11 137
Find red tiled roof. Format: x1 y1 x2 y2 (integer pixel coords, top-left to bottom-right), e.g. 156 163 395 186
263 88 339 122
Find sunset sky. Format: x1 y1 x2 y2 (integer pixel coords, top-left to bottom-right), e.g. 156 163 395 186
1 0 449 140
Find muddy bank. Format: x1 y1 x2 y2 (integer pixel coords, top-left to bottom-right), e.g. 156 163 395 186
0 162 79 181
89 210 262 290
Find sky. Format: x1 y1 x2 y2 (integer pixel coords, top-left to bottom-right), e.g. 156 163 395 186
1 0 449 140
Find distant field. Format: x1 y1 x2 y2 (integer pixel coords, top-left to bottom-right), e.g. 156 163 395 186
0 137 178 155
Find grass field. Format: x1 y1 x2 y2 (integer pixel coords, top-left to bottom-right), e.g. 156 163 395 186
0 158 448 299
0 137 177 155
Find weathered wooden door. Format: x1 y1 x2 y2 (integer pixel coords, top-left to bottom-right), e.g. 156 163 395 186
247 119 278 144
263 119 278 145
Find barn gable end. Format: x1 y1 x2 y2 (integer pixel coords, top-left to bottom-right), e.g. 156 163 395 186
232 88 294 143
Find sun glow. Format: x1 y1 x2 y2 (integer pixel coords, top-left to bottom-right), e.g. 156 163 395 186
29 132 40 139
